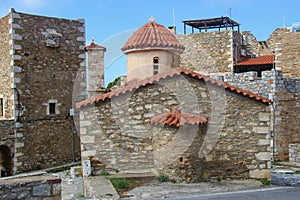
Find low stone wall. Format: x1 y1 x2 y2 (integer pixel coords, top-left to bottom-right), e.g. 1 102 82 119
224 70 275 98
0 176 61 199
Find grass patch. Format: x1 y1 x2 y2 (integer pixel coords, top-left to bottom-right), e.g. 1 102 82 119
110 178 129 190
294 170 300 174
77 194 85 198
261 179 271 186
101 171 110 176
47 166 70 173
157 175 169 182
110 177 156 198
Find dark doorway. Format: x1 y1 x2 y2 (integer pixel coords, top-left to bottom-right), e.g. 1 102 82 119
0 145 13 177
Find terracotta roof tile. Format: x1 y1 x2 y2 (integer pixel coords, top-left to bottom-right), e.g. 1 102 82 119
234 55 274 66
84 39 106 52
121 21 185 53
76 68 271 109
151 109 208 127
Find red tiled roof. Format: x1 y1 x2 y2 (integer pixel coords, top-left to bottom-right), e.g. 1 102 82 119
234 55 274 66
76 68 271 109
121 21 185 53
84 39 106 52
151 109 208 127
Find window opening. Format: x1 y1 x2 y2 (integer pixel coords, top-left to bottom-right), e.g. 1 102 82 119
49 103 56 114
0 98 3 117
153 57 159 75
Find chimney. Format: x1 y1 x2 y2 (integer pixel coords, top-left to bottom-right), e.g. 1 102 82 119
84 38 106 97
168 26 176 34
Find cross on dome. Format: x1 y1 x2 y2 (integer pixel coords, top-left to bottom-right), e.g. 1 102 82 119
149 16 155 22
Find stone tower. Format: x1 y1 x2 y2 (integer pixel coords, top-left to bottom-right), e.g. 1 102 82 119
84 39 106 97
121 18 185 82
0 8 86 174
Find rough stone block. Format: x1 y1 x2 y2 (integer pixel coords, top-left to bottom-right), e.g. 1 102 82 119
255 152 271 161
15 142 24 148
259 113 269 121
14 66 23 72
82 150 96 157
80 128 86 135
80 120 91 127
52 184 61 196
249 169 270 179
258 139 270 146
253 127 269 134
33 184 51 196
81 135 95 144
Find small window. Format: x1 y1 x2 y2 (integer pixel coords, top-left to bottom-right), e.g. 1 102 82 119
49 103 56 115
153 57 159 75
179 156 184 163
0 98 3 117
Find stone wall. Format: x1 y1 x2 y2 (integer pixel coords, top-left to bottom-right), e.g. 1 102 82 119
275 92 300 161
224 70 275 98
0 176 61 199
271 28 300 78
177 30 237 74
0 13 14 119
9 10 86 173
224 69 300 161
241 29 300 78
289 144 300 164
79 74 271 181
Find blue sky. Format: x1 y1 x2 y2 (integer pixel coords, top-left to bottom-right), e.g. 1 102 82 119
1 0 299 85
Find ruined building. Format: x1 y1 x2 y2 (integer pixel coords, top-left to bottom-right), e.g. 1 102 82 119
0 9 86 176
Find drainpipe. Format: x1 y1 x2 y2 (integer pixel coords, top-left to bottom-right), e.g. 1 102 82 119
270 50 276 164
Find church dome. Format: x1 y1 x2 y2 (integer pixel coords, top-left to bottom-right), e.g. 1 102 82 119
121 20 185 54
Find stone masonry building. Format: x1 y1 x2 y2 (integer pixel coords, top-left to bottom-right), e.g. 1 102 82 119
77 20 272 182
178 19 300 161
0 9 86 175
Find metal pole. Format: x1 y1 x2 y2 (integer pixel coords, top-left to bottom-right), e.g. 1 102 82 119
71 116 75 162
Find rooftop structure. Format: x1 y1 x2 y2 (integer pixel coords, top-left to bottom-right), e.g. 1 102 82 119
183 16 240 34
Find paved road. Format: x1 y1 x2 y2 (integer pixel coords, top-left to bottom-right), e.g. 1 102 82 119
169 186 300 200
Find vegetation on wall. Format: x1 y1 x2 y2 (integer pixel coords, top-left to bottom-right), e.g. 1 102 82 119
107 76 122 88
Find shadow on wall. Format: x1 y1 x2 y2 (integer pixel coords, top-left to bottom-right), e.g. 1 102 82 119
0 145 13 177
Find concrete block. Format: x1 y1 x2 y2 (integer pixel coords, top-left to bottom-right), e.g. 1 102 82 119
83 160 91 177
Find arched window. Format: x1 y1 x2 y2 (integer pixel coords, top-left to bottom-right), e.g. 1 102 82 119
153 57 159 75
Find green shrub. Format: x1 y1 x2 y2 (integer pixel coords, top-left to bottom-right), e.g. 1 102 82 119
261 179 271 186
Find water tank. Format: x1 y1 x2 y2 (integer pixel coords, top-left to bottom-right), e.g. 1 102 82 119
292 22 300 32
